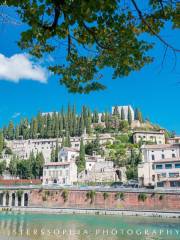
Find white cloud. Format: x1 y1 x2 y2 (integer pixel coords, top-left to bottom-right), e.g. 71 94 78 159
0 53 48 83
12 112 21 119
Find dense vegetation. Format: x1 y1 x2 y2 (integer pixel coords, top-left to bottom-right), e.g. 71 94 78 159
8 152 45 179
2 105 144 140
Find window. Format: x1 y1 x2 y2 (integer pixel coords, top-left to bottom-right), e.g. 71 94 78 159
172 153 176 158
161 154 165 159
161 173 166 178
169 173 179 178
156 164 163 170
152 155 155 161
157 182 164 187
170 181 180 187
175 163 180 169
165 164 172 169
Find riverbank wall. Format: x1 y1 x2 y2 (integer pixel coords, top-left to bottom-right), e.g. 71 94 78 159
1 187 180 214
29 188 180 211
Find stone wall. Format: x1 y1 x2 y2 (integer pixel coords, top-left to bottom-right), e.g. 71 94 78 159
29 189 180 211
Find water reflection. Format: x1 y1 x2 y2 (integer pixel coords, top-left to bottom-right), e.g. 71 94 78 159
0 212 179 240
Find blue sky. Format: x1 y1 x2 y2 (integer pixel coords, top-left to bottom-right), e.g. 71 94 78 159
0 7 179 133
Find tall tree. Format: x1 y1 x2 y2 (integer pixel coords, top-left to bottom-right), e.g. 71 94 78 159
0 161 6 176
121 107 125 121
7 121 14 140
9 155 18 177
55 139 59 162
76 138 85 173
15 126 20 140
128 106 133 125
135 108 143 123
0 131 4 156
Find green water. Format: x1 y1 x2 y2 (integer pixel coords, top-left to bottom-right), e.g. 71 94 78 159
0 212 179 240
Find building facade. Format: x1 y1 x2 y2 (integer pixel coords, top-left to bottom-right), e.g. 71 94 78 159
138 144 180 188
6 134 114 163
133 130 165 144
78 154 126 183
42 147 78 185
167 136 180 144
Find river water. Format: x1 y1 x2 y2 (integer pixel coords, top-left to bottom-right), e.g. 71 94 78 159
0 212 179 240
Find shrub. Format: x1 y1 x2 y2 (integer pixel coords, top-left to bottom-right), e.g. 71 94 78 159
115 192 124 201
42 195 47 201
62 189 69 202
151 192 155 198
103 192 109 200
138 193 147 202
44 190 50 196
16 190 23 199
86 190 96 204
159 194 164 201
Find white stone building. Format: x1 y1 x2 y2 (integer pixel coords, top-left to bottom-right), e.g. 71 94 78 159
112 105 134 121
6 134 114 163
78 154 126 183
138 144 180 188
167 136 180 144
133 130 165 144
58 147 79 162
43 147 78 185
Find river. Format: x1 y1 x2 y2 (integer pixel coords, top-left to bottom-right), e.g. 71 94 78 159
0 212 179 240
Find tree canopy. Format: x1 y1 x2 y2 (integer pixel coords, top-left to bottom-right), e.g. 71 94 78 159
1 1 179 93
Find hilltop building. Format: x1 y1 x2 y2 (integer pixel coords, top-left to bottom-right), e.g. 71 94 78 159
133 130 165 144
6 134 114 163
138 144 180 188
167 136 180 144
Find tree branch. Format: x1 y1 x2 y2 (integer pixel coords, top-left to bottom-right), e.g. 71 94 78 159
68 32 71 55
82 22 114 51
131 0 180 52
42 0 65 31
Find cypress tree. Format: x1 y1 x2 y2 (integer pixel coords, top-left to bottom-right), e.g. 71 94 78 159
0 131 4 156
7 121 14 140
55 139 59 162
135 108 143 123
101 113 105 122
128 106 133 125
113 106 120 117
76 138 85 173
79 115 84 136
121 107 125 120
51 148 56 162
46 114 52 138
15 126 20 140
